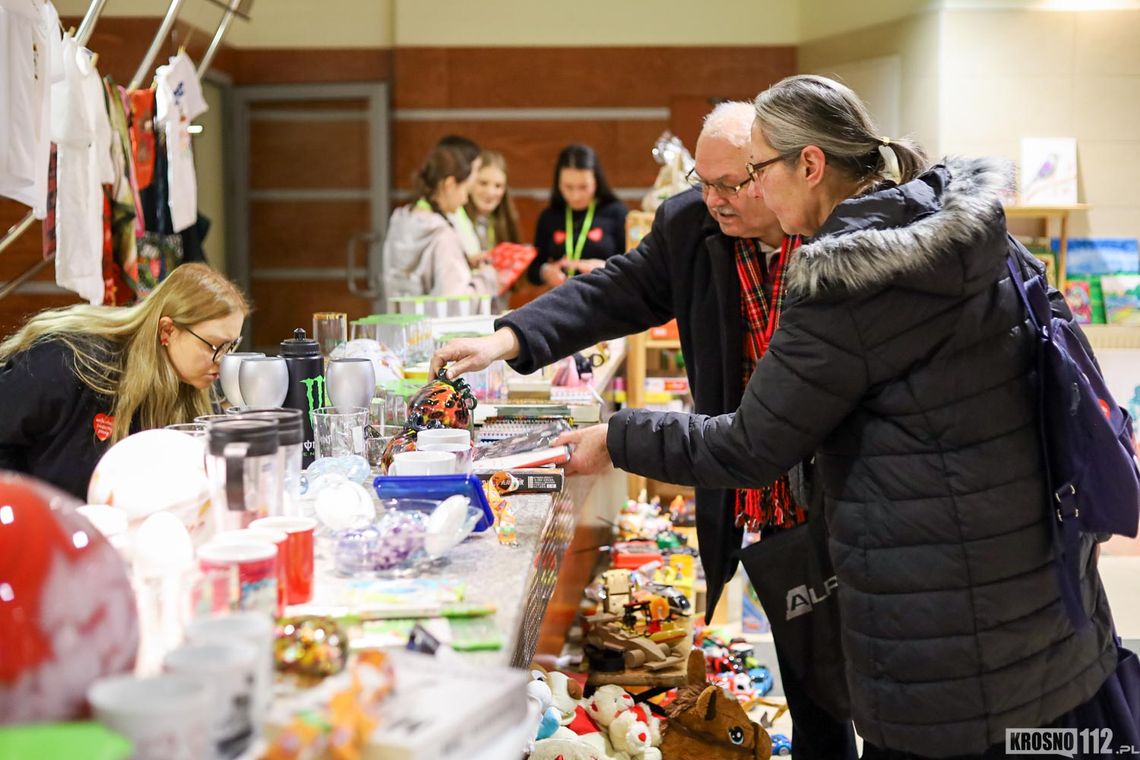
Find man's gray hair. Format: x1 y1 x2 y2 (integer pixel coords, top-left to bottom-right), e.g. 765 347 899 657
700 101 756 148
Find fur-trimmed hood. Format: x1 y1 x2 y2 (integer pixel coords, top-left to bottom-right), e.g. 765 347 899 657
787 156 1013 301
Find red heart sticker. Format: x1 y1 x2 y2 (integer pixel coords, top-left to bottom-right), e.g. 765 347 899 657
93 413 114 442
587 226 604 242
552 230 567 245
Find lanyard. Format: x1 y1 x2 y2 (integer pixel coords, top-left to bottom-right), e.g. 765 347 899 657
563 201 596 277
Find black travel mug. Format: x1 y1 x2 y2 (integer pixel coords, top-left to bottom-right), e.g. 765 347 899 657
280 328 325 467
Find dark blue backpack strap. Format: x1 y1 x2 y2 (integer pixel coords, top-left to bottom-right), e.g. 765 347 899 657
1006 249 1091 629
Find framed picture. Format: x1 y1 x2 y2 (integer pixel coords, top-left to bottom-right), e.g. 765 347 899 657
1020 137 1078 206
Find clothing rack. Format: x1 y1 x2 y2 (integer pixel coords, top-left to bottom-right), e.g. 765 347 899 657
0 0 247 303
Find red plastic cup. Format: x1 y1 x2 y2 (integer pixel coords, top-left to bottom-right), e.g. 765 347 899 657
249 516 316 605
196 541 278 616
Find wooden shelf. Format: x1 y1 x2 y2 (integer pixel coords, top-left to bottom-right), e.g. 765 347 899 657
1003 204 1089 289
1083 324 1140 350
645 338 681 350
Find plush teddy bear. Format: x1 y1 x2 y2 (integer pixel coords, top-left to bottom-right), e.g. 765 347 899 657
578 685 662 760
609 705 662 760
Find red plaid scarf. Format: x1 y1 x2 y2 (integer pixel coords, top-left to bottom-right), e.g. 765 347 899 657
734 235 806 533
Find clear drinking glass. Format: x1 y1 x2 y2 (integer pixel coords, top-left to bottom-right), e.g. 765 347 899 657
164 423 208 438
312 406 369 458
312 312 348 358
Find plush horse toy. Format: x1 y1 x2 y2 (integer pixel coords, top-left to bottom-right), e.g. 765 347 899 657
659 650 771 760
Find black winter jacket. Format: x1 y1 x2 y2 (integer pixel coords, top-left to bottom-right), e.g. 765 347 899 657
498 189 752 618
607 158 1117 755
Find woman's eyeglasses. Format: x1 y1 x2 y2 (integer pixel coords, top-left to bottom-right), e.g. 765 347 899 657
685 168 754 197
178 324 240 362
746 153 792 180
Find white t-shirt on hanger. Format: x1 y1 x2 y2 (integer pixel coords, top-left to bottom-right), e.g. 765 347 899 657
156 51 207 233
0 0 57 218
51 34 112 305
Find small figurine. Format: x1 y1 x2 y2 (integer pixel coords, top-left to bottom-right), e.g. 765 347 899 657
482 478 517 546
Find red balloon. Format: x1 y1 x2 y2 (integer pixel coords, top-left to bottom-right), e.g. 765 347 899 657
0 472 139 723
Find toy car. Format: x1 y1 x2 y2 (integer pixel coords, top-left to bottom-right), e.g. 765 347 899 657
645 582 691 616
748 665 774 696
770 733 792 756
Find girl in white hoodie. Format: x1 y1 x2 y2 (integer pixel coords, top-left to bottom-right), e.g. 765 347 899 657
383 146 499 299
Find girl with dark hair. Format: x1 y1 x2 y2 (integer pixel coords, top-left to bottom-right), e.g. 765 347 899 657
528 144 628 287
382 145 499 298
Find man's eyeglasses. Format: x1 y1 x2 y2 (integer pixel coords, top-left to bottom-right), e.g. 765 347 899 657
178 324 240 362
746 153 792 180
685 168 754 197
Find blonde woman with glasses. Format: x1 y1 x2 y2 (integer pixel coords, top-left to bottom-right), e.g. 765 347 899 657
0 263 250 498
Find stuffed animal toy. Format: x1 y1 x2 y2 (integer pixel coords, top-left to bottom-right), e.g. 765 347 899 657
547 671 585 727
658 650 771 759
527 667 563 748
581 685 662 760
529 736 605 760
609 708 662 760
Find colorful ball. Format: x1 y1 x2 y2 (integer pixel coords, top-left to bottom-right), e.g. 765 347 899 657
0 472 139 723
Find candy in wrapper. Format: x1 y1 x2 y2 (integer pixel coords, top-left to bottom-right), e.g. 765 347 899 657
275 616 350 679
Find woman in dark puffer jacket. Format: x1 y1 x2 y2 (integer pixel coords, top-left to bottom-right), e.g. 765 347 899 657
566 75 1122 758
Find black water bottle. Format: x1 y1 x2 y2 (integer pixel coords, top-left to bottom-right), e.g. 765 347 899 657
280 328 324 467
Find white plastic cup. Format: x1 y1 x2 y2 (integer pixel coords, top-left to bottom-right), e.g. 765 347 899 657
88 674 211 760
389 450 454 476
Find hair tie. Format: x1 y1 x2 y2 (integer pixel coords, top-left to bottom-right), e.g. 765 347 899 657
880 136 891 146
877 141 902 184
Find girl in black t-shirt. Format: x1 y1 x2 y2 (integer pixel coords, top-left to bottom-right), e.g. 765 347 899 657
529 144 628 287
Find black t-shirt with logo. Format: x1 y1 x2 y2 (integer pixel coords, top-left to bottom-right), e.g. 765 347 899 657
528 199 629 285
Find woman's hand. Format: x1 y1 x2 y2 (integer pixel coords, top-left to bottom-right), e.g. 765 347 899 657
431 327 520 379
555 424 613 476
541 261 568 287
568 258 606 275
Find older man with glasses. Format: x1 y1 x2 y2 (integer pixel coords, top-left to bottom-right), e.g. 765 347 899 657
432 101 858 760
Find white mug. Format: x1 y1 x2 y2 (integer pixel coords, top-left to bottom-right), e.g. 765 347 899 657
163 642 259 759
184 613 274 732
389 450 454 476
416 428 471 447
417 443 473 475
88 674 211 760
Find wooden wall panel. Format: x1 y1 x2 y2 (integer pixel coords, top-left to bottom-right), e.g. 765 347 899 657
249 120 370 190
393 46 796 109
249 279 373 351
231 49 391 86
392 119 668 191
0 293 83 336
250 201 371 269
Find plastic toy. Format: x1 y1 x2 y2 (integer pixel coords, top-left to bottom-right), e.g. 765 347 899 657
770 733 792 756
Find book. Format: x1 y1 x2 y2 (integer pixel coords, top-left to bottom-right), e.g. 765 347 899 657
472 445 571 472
